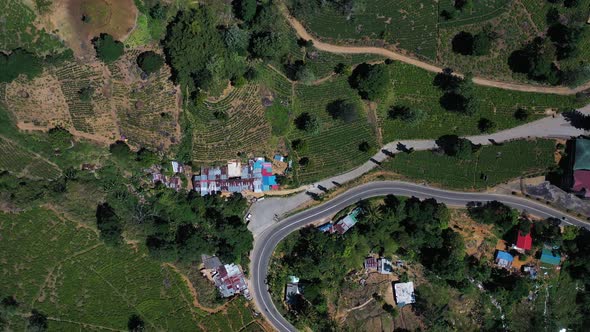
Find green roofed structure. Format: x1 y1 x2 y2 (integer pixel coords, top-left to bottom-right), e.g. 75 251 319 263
574 138 590 171
540 248 561 266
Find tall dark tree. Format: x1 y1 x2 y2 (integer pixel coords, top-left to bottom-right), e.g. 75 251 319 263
128 314 145 332
326 99 359 123
452 31 474 55
136 51 164 75
436 135 474 159
92 33 124 64
28 310 48 332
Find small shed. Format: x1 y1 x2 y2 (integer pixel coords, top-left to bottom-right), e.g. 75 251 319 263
364 257 378 271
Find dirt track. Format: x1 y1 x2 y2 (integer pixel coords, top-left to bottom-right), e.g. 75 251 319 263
282 7 590 96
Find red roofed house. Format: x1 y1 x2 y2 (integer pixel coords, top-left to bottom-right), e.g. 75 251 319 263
573 170 590 198
515 231 532 251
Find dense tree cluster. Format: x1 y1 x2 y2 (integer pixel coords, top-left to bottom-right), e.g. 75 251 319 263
434 69 477 115
0 49 43 83
435 134 475 159
294 112 320 134
451 30 493 56
163 3 290 100
144 191 252 264
92 34 124 64
96 202 123 245
349 63 391 101
508 4 586 85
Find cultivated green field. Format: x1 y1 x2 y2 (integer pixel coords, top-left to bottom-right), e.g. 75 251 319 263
382 139 556 190
290 76 377 184
0 208 257 331
438 0 511 28
381 62 582 141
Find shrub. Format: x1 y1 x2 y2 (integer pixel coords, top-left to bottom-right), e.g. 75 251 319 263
93 33 124 63
358 141 371 152
477 118 495 133
452 31 474 55
326 99 359 123
514 108 529 121
294 112 320 134
78 86 94 101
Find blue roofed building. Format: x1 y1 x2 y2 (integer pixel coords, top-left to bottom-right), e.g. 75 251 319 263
495 251 514 269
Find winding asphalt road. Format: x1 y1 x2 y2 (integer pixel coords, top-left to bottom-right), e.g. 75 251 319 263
251 181 589 332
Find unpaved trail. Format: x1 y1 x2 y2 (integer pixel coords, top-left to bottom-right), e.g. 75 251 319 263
281 6 590 96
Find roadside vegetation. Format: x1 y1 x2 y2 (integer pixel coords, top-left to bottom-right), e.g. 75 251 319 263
381 139 557 190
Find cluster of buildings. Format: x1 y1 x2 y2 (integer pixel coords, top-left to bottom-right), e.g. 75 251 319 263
201 255 251 300
495 227 563 274
193 158 278 196
317 208 362 235
150 161 185 191
364 256 395 275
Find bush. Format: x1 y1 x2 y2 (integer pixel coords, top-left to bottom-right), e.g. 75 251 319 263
326 99 359 123
452 31 474 55
473 33 492 56
149 3 168 20
477 118 495 133
388 105 425 125
78 86 94 101
294 112 320 134
48 127 73 150
291 139 307 151
235 0 257 22
358 141 371 152
93 33 124 63
28 309 48 332
137 51 164 75
435 135 474 159
0 49 43 83
514 108 529 121
299 157 310 166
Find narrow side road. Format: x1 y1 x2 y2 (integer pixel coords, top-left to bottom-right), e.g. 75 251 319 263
250 181 589 332
280 5 590 95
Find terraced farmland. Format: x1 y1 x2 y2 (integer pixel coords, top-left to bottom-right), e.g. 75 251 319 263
438 0 511 28
0 208 258 331
0 135 61 180
290 76 377 184
192 84 272 163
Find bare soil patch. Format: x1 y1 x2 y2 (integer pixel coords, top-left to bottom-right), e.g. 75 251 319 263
46 0 137 59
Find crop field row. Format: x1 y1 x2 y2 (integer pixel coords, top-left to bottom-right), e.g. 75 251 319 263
438 0 512 28
293 0 438 59
192 84 272 163
53 63 107 134
380 62 582 141
0 0 62 54
0 208 256 331
290 76 377 183
0 135 61 180
382 139 556 190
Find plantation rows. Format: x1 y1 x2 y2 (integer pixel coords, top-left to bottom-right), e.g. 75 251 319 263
258 65 292 100
109 58 179 149
380 62 581 140
300 0 438 59
0 135 61 180
54 63 104 134
193 85 272 162
438 0 511 28
295 123 376 184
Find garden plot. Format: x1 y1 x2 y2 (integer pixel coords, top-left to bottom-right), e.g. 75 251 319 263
109 50 181 151
192 84 272 163
4 72 72 129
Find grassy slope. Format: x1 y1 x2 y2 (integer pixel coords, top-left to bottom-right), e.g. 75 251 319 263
0 208 256 331
381 139 556 190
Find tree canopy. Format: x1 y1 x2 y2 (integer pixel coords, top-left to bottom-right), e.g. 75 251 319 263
294 112 320 134
136 51 164 75
92 33 124 64
349 63 390 100
435 135 474 159
326 99 359 123
0 49 43 83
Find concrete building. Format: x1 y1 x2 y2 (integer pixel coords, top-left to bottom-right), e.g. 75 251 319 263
394 282 415 307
